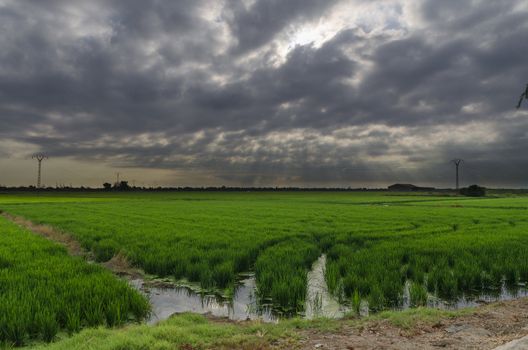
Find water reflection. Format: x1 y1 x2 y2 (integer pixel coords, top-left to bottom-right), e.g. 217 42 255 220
432 283 528 309
305 255 349 319
131 261 528 325
130 277 277 324
400 279 528 310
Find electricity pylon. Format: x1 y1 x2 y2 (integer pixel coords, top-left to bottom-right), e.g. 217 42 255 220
452 159 463 190
32 154 48 189
517 84 528 109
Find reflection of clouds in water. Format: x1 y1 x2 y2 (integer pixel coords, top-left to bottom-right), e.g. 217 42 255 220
130 277 276 324
399 279 528 311
431 283 528 311
132 266 528 324
305 255 348 319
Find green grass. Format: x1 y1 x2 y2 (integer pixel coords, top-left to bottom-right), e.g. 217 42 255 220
30 306 475 350
30 313 297 350
0 216 149 346
1 191 527 315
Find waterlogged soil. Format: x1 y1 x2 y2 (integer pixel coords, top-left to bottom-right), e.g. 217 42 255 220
288 297 528 350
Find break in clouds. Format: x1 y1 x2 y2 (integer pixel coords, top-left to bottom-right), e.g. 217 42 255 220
0 0 527 187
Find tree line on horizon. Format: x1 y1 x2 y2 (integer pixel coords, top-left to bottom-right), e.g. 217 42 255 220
0 183 522 196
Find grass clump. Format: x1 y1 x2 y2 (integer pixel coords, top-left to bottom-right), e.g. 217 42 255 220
409 282 428 307
32 313 297 350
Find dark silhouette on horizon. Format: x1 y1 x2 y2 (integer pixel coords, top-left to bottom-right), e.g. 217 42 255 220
0 184 525 194
460 184 486 197
517 84 528 109
387 184 435 192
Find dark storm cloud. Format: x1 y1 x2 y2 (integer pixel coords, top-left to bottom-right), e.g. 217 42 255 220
0 0 527 186
223 0 339 54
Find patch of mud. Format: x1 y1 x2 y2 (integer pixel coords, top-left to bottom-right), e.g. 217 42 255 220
102 252 144 279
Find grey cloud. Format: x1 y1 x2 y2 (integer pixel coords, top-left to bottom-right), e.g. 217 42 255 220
224 0 339 54
0 0 527 187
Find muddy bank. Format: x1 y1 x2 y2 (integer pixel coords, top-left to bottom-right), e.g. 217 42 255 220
294 297 528 350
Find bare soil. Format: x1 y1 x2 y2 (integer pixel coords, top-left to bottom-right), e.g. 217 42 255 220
290 298 528 349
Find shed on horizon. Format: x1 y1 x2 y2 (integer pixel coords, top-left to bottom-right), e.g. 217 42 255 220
388 184 435 192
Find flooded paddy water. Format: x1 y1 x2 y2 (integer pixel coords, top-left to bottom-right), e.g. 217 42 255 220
305 255 349 319
130 276 276 324
429 283 528 310
131 254 344 324
131 255 528 324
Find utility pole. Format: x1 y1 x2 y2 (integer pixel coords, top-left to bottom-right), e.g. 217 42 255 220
32 154 48 189
115 172 120 185
452 159 463 190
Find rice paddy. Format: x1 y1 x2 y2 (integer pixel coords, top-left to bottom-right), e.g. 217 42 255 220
1 191 528 346
0 215 150 346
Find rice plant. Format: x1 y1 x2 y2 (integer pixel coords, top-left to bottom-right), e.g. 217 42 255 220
409 283 428 307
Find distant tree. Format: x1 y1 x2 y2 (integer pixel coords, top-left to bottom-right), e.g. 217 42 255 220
103 182 112 191
460 184 486 197
114 181 130 191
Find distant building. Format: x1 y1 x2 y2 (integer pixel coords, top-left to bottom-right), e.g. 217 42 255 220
388 184 435 192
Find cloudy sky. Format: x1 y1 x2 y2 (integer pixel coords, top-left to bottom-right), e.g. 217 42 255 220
0 0 527 188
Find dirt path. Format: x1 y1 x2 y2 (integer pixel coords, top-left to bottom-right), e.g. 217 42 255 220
293 298 528 349
1 212 144 278
2 212 86 257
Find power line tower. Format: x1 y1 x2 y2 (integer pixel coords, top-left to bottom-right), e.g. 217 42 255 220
32 154 48 189
517 84 528 109
451 159 463 190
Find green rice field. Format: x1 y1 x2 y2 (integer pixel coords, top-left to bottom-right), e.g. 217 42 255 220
0 215 149 346
1 191 527 346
